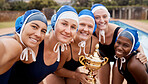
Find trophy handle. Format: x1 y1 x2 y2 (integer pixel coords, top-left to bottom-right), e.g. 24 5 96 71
102 57 108 66
79 56 85 66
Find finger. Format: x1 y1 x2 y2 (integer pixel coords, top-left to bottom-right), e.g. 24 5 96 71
136 53 140 58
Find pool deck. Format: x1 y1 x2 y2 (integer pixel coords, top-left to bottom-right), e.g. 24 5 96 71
0 19 148 35
112 19 148 33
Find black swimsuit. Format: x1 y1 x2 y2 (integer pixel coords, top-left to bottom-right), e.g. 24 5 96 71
0 67 12 84
63 37 92 71
118 52 148 84
9 40 60 84
93 27 120 62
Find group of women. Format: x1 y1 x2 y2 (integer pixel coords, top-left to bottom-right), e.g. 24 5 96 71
0 3 147 84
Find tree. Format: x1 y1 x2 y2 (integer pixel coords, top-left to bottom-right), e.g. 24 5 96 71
9 1 28 10
114 0 129 6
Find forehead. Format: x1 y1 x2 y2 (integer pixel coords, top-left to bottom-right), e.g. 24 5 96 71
79 17 94 24
93 9 108 16
27 20 47 27
58 19 78 25
118 36 132 44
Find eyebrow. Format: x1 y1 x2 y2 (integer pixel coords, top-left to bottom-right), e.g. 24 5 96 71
62 20 77 27
31 22 40 27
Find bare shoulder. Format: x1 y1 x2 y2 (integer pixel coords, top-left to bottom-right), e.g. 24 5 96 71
109 23 124 34
0 37 22 58
128 55 144 72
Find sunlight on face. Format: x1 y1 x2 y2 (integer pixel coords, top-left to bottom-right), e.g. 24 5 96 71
77 17 95 41
21 20 47 48
54 19 78 43
93 9 109 30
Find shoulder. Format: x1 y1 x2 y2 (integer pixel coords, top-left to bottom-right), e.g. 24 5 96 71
0 37 22 58
128 55 145 72
92 35 99 42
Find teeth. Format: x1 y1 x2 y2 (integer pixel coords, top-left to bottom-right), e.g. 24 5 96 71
30 38 37 43
116 50 122 55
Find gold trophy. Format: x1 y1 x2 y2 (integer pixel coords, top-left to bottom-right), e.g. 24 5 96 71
79 43 108 84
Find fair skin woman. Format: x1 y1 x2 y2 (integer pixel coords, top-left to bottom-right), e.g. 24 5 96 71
114 29 148 84
91 4 147 84
8 5 79 84
44 9 99 84
0 9 47 84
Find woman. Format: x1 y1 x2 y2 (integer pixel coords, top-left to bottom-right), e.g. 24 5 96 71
8 5 79 84
44 9 99 84
0 9 48 84
91 4 147 84
114 28 148 84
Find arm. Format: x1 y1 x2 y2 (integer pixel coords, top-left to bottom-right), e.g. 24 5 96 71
0 40 6 67
128 56 148 84
112 62 124 84
136 44 147 64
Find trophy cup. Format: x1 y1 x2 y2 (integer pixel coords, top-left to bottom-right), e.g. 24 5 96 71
79 43 108 84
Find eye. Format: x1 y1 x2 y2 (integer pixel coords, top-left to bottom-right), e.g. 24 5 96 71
88 25 93 28
32 25 38 29
71 25 76 29
41 29 47 33
103 15 107 18
80 23 85 26
62 23 67 26
95 16 100 19
123 44 130 48
117 40 120 44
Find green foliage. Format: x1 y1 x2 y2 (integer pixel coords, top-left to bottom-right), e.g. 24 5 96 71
28 0 43 10
2 3 11 10
9 1 28 11
143 0 148 6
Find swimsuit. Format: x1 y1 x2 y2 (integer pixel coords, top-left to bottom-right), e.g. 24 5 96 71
63 37 92 71
118 52 148 84
93 27 120 62
0 67 12 84
8 40 60 84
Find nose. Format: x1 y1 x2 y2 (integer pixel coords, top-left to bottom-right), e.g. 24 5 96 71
100 17 104 23
65 26 71 34
83 26 89 31
35 30 41 38
117 45 123 51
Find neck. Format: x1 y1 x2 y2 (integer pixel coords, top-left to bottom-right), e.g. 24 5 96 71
14 34 26 49
45 31 59 51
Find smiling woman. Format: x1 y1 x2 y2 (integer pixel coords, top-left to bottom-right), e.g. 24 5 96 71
0 9 48 84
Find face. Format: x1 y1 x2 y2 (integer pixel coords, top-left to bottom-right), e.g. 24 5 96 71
54 19 78 43
93 9 109 30
114 36 133 58
77 17 94 41
21 20 47 48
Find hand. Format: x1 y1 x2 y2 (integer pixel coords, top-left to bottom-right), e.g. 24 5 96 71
136 52 147 64
73 72 92 84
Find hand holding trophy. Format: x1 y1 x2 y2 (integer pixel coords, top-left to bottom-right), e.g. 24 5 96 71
79 43 108 84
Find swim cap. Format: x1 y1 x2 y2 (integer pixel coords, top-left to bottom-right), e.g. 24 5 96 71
117 28 140 54
91 4 110 19
78 9 96 33
15 9 47 34
51 5 78 29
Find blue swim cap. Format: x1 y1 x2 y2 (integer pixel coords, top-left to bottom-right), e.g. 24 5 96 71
78 9 96 33
117 28 140 54
51 5 78 29
91 4 110 18
15 9 48 34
